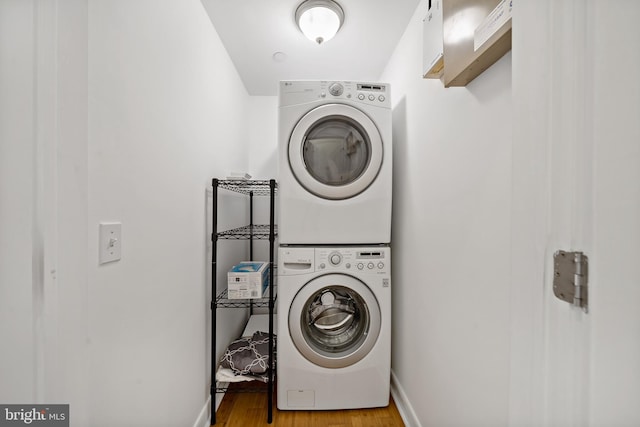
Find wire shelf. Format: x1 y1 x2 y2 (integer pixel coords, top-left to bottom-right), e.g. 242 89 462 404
216 224 276 240
216 179 277 196
215 286 277 308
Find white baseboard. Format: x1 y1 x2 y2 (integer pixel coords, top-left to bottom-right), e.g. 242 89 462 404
390 370 422 427
195 393 231 427
193 396 210 427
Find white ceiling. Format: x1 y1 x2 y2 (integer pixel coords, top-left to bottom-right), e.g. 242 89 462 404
201 0 422 96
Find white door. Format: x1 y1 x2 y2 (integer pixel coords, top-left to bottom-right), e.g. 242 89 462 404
510 1 640 426
288 104 383 200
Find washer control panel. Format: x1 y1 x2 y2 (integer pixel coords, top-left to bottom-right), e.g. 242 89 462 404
315 247 389 273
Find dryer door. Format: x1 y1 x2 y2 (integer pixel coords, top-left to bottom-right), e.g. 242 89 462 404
288 273 381 369
288 104 383 200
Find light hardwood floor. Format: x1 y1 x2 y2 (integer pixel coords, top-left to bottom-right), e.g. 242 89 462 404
213 383 405 426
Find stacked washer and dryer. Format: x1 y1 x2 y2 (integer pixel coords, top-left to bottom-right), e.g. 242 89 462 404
277 81 392 411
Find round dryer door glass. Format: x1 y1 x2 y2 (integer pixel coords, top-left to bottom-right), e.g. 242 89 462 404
302 117 370 186
289 104 384 200
289 274 381 369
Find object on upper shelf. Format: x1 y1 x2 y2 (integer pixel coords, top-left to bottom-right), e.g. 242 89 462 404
226 172 252 180
428 0 512 87
423 0 444 79
474 0 512 52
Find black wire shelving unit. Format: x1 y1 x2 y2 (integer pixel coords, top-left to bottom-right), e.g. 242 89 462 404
210 178 277 425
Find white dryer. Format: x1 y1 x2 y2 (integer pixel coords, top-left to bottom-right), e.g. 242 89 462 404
278 81 392 245
277 246 391 410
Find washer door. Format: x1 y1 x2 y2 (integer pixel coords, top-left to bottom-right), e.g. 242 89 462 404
288 274 381 369
288 104 383 200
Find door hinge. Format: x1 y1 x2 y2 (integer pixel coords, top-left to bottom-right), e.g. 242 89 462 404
553 250 588 312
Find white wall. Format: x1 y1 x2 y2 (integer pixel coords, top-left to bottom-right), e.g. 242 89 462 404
0 0 90 419
245 96 278 266
86 1 251 426
1 0 252 425
380 1 512 426
51 1 91 421
248 96 279 181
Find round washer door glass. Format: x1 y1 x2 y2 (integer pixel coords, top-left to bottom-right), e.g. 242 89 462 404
289 104 383 200
288 274 381 369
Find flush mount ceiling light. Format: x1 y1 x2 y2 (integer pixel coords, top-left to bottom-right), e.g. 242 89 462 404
295 0 344 45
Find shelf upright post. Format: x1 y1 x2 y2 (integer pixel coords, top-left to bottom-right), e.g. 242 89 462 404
249 190 254 316
249 190 254 260
210 178 219 426
267 179 276 423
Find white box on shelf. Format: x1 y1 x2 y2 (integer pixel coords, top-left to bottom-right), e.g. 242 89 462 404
227 261 269 299
474 0 513 51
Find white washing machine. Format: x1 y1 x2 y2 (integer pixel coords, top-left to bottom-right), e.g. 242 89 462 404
278 80 392 245
277 246 391 410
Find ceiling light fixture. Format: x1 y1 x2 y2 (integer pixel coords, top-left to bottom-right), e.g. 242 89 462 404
295 0 344 45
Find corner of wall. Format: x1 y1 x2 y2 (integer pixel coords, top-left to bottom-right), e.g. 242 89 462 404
192 395 212 427
390 370 422 427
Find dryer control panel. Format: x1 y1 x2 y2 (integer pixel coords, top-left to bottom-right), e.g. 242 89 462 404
279 80 391 108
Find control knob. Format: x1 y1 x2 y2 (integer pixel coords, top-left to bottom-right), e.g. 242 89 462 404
329 252 342 266
329 83 344 96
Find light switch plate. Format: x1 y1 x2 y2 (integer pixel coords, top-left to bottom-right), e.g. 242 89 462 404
99 222 121 264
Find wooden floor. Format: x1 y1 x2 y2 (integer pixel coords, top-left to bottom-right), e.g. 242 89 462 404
213 383 405 426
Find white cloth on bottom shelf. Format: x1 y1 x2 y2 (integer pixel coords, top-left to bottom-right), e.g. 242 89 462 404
216 366 261 383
